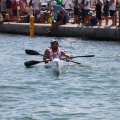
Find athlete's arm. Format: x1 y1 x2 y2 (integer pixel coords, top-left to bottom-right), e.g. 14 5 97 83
43 48 51 63
61 50 73 59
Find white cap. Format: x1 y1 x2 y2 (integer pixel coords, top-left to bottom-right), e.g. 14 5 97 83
51 39 57 43
50 39 58 44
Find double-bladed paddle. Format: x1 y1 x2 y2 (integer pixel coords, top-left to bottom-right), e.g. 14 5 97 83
24 60 45 67
66 60 81 64
25 49 44 56
24 49 95 66
25 49 95 58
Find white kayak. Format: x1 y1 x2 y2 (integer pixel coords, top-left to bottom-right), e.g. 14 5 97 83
45 58 62 73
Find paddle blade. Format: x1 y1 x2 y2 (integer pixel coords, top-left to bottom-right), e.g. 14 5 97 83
62 55 95 60
25 49 41 55
69 60 81 64
73 55 95 58
24 60 42 67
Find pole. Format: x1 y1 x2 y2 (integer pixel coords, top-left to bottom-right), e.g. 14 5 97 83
30 16 34 37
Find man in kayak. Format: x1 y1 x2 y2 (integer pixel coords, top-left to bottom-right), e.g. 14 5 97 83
43 39 73 63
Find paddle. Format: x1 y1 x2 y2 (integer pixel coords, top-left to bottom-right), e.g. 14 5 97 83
25 49 81 64
72 55 95 58
25 49 44 56
25 49 95 58
25 49 94 65
67 60 81 64
24 60 45 67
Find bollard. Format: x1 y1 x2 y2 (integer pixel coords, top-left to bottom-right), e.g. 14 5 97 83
30 16 34 37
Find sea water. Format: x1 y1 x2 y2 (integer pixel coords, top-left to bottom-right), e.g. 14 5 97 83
0 33 120 120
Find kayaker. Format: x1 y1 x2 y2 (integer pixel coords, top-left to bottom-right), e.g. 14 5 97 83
43 39 73 63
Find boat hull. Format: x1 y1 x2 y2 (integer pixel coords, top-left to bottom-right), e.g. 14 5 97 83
45 58 62 73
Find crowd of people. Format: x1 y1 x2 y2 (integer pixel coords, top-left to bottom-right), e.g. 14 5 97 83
71 0 120 27
0 0 120 28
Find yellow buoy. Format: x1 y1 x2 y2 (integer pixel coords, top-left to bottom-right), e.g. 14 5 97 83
30 16 34 37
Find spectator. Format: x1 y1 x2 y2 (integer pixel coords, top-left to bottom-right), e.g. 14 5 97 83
20 0 28 12
50 0 56 13
80 0 85 25
26 6 33 16
56 0 63 6
95 0 103 26
109 0 116 26
34 9 40 22
17 10 29 23
71 0 79 24
63 0 72 11
88 11 98 26
29 0 32 7
43 12 51 23
6 0 13 21
32 0 41 14
0 12 4 24
12 0 18 21
47 11 67 33
77 4 83 26
0 0 6 18
103 0 109 27
83 0 90 26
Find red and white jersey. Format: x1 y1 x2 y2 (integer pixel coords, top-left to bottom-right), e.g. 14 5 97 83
50 49 62 60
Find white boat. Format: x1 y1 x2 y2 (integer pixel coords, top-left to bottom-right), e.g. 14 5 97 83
44 58 77 74
45 58 62 73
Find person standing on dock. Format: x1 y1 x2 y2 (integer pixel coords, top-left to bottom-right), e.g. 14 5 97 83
0 0 6 18
32 0 41 14
80 0 85 25
95 0 103 26
83 0 91 26
103 0 109 27
71 0 79 24
6 0 13 21
109 0 116 26
12 0 18 21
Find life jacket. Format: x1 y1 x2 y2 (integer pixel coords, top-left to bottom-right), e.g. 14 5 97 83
50 49 62 60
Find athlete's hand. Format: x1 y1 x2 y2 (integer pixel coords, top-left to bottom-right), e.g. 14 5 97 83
45 58 52 62
66 56 73 60
45 59 50 62
69 56 73 60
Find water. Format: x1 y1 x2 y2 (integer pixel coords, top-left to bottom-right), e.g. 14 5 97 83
0 33 120 120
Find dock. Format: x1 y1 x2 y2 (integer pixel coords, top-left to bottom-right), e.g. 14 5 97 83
0 22 120 40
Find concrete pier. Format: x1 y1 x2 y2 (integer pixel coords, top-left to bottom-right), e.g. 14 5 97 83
0 22 120 40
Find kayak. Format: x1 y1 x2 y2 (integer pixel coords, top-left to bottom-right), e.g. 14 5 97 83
45 58 62 73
